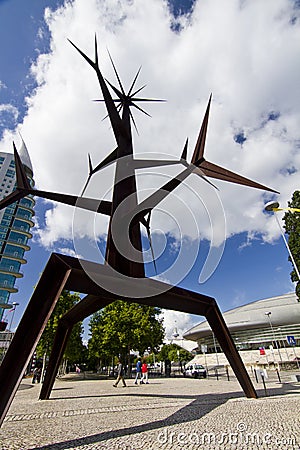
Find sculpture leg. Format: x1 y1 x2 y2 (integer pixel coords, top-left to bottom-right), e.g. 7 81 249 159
0 254 72 426
39 320 73 400
206 305 257 399
40 295 114 400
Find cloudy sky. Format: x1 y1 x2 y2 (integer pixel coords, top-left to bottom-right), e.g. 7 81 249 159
0 0 299 340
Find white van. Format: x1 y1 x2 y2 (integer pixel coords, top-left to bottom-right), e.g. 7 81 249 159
183 363 207 378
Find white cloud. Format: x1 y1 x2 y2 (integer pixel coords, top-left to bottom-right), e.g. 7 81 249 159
0 104 19 127
0 0 299 252
160 308 200 341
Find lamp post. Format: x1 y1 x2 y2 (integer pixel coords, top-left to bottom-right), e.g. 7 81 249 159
8 302 19 332
264 201 300 281
277 327 289 361
265 312 282 363
0 303 13 329
212 332 220 365
1 302 19 361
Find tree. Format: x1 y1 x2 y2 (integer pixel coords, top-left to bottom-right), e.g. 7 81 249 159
283 190 300 300
36 291 86 367
157 343 192 363
88 300 165 370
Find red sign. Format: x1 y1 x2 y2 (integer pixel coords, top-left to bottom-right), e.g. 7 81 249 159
259 347 266 355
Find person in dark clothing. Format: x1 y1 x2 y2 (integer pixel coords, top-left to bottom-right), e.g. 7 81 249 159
32 367 41 384
134 357 142 384
113 359 126 388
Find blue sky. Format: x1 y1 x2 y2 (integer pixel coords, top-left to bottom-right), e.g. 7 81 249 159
0 0 299 339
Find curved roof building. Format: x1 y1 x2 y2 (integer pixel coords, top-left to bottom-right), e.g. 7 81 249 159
183 293 300 353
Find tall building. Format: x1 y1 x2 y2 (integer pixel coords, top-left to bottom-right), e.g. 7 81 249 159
0 141 35 323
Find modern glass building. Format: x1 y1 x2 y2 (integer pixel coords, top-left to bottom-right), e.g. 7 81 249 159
183 293 300 354
0 142 35 323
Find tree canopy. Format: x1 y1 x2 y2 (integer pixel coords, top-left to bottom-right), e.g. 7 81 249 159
283 190 300 299
88 300 165 366
36 291 86 364
157 343 192 363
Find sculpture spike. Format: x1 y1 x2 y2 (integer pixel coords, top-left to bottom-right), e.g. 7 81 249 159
128 66 142 96
107 49 126 96
181 138 188 161
191 94 212 164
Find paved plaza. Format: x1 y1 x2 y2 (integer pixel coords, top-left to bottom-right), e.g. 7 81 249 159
0 371 299 449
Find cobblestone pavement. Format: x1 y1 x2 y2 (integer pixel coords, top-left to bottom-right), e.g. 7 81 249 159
0 371 299 450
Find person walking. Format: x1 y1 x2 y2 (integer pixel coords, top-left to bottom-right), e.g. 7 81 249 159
141 360 149 384
113 359 126 388
134 357 142 384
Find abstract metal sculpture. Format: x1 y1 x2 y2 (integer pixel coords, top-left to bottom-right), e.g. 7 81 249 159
0 37 278 426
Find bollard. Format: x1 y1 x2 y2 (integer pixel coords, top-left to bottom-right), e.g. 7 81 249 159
261 373 268 396
275 367 281 383
226 366 230 381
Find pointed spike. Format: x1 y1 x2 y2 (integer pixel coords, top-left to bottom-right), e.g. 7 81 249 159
132 103 152 117
13 142 31 190
199 160 279 193
105 78 124 100
129 109 139 135
131 97 166 102
143 211 157 274
128 66 142 96
92 147 119 174
181 139 188 160
80 174 92 197
148 227 158 275
191 94 212 165
107 48 126 96
88 153 93 175
131 84 147 97
68 39 97 70
94 34 98 67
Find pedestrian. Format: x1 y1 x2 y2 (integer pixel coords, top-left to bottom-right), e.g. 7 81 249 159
32 367 41 384
134 357 142 384
141 360 149 384
113 359 126 388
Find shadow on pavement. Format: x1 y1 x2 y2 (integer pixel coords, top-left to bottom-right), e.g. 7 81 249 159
24 380 299 450
30 391 240 449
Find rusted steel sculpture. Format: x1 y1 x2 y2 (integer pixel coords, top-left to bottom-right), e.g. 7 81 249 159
0 36 278 426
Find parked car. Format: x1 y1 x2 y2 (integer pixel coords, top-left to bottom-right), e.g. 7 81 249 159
183 363 207 378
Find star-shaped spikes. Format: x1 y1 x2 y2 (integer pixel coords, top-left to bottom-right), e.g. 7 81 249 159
94 50 165 134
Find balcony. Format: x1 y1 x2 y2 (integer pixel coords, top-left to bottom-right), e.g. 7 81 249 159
0 284 18 293
0 266 23 278
5 239 30 251
0 252 26 264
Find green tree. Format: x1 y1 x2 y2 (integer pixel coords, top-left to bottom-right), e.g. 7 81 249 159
283 190 300 300
36 291 86 366
157 343 192 363
88 300 165 370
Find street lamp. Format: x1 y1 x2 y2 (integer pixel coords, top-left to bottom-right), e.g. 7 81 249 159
0 303 14 330
265 311 282 363
1 302 19 361
212 332 220 365
277 327 289 361
264 201 300 281
9 302 19 332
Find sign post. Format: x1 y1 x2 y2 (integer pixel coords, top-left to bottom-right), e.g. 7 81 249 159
201 344 208 374
286 336 299 370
